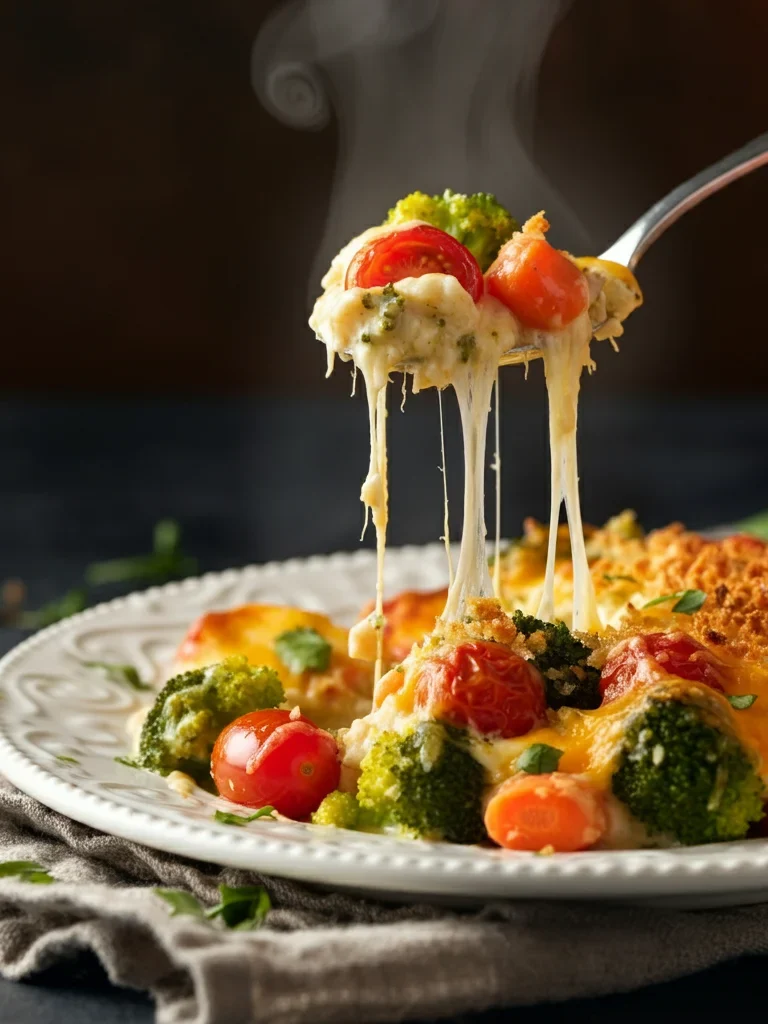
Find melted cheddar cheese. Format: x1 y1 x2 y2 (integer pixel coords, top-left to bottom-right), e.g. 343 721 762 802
172 604 373 732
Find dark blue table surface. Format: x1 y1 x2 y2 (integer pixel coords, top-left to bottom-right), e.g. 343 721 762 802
1 395 767 1022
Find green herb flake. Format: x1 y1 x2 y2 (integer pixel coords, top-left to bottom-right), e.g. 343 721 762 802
20 588 88 629
206 884 272 930
733 509 768 541
214 807 276 827
642 589 707 614
516 743 564 775
0 861 54 884
603 573 638 584
275 627 332 674
154 888 205 918
114 755 140 768
83 661 151 691
85 519 197 587
360 332 371 344
55 755 80 765
728 694 758 710
457 333 476 363
361 293 374 310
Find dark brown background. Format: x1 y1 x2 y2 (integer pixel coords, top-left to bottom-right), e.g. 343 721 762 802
2 0 767 397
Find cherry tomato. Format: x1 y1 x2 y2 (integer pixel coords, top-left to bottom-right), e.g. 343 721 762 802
485 235 589 330
413 640 547 738
345 224 484 302
211 709 340 819
600 631 729 704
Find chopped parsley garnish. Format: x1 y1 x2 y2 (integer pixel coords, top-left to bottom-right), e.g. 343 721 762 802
55 755 80 765
603 573 638 584
457 333 476 363
275 627 332 674
154 884 271 931
727 694 758 710
642 589 707 614
517 743 564 775
0 861 54 884
213 807 276 826
83 661 151 691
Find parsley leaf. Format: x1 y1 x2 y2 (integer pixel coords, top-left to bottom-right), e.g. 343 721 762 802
206 884 271 930
642 589 707 614
0 861 54 884
114 755 140 768
517 743 564 774
85 519 197 586
733 509 768 541
214 807 276 826
83 661 151 691
603 573 638 584
20 588 88 628
55 755 80 765
154 888 204 918
728 694 758 710
275 627 332 674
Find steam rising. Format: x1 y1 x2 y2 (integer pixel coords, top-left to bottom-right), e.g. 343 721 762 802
253 0 590 299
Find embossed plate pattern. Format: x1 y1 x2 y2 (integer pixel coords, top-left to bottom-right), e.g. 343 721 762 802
1 545 768 906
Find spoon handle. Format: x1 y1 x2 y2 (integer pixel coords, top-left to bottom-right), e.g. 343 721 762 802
599 131 768 270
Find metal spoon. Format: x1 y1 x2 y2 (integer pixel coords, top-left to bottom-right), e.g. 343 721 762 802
499 130 768 367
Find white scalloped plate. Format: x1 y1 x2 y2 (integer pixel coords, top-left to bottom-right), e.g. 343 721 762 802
2 545 768 907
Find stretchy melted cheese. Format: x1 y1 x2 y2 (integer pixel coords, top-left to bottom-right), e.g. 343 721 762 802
310 214 640 676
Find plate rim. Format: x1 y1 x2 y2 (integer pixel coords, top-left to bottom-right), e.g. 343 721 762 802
2 545 768 902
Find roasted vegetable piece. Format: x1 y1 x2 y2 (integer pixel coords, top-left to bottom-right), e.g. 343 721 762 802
211 708 339 819
385 189 518 272
311 791 365 829
137 655 284 783
484 772 606 853
413 640 547 738
357 721 487 843
611 689 765 845
511 611 600 710
486 232 589 330
600 632 729 704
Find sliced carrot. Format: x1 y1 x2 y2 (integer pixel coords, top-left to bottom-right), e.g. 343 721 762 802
484 772 606 853
486 236 589 331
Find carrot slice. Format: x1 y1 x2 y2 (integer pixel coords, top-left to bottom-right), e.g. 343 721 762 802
484 772 606 853
486 236 589 331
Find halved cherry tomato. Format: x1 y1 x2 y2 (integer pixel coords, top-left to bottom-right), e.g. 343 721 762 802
211 709 340 819
484 772 606 852
345 224 484 302
485 235 589 330
413 640 547 738
600 631 729 704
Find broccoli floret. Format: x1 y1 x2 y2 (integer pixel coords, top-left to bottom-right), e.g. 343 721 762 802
612 692 765 846
512 610 600 711
311 791 363 829
357 721 487 843
137 655 284 783
385 189 518 271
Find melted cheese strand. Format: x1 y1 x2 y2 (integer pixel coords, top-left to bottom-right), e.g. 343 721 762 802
492 371 502 599
442 359 496 621
537 314 600 631
438 388 454 589
349 374 389 679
